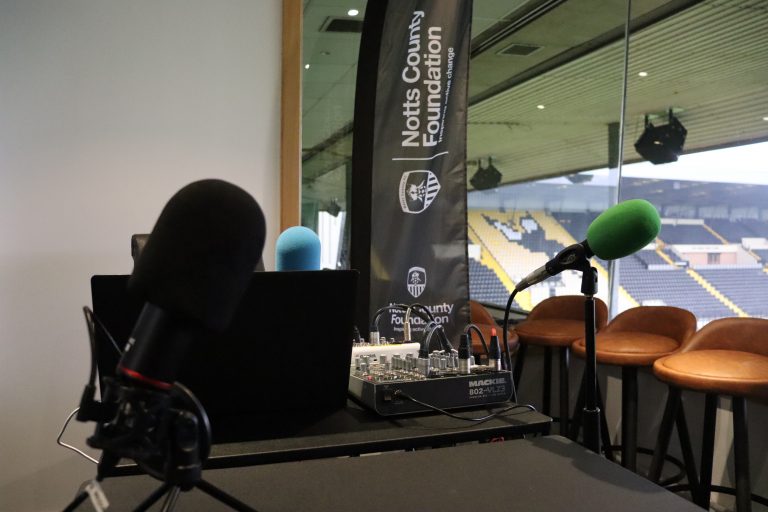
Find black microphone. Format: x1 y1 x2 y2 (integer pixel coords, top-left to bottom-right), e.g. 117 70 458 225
515 199 661 292
118 179 266 389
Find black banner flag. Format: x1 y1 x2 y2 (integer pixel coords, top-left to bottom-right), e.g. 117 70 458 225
352 0 472 344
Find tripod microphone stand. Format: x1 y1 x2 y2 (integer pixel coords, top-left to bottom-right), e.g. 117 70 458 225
63 382 257 512
577 260 601 455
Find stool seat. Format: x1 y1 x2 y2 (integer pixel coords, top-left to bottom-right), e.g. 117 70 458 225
654 350 768 400
515 319 586 347
572 332 679 366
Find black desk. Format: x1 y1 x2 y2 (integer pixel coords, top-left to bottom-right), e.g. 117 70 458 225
111 400 551 474
206 400 550 467
77 436 700 511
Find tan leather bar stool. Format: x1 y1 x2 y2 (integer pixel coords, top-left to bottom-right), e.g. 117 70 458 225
651 318 768 512
469 300 519 360
513 295 608 435
571 306 697 473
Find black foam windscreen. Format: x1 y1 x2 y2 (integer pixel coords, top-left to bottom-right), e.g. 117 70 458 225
128 179 266 332
131 234 149 262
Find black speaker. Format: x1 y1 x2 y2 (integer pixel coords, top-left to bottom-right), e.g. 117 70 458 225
634 111 687 165
470 159 502 190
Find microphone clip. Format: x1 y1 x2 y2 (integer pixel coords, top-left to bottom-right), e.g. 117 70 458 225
86 378 211 488
545 243 592 276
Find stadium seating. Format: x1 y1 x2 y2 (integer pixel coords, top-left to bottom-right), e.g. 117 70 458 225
551 211 599 242
469 208 768 323
705 219 756 242
740 218 768 238
468 259 519 308
634 250 669 267
618 254 732 320
695 268 768 317
658 224 722 244
753 249 768 262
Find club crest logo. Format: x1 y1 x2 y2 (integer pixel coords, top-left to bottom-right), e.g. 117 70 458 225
407 267 427 298
399 170 441 214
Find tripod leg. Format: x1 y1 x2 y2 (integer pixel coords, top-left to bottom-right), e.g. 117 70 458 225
62 491 89 512
160 487 182 512
196 479 260 512
133 483 174 512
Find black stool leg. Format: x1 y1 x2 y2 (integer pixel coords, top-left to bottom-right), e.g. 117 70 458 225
732 396 751 512
696 393 718 509
569 373 586 441
559 347 570 436
675 399 700 495
649 386 680 482
621 366 638 472
513 343 527 392
543 347 552 416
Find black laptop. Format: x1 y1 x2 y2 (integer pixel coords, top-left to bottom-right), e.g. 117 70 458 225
91 270 358 443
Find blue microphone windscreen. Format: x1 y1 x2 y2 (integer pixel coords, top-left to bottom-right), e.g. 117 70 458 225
276 226 321 271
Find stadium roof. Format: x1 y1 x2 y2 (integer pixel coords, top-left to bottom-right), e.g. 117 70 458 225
301 0 768 203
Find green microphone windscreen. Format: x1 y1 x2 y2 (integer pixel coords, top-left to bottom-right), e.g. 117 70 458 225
586 199 661 260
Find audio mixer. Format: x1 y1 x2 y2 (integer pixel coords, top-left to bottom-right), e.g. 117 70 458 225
348 351 514 416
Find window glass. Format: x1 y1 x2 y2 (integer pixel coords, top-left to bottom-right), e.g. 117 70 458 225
617 0 768 326
617 143 768 326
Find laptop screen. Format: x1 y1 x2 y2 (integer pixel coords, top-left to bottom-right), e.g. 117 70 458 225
91 270 358 442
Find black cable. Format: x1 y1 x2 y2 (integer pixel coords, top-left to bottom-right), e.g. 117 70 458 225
503 289 519 402
371 303 408 332
436 325 455 352
408 303 436 322
82 307 98 386
76 307 123 423
464 323 489 357
422 322 442 353
393 390 535 423
372 304 432 333
90 308 123 356
371 304 434 345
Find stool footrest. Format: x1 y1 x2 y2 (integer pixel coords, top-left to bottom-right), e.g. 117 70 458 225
604 445 686 484
666 484 768 508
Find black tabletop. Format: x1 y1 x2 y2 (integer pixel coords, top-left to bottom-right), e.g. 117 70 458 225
73 436 700 512
204 399 550 468
106 400 550 475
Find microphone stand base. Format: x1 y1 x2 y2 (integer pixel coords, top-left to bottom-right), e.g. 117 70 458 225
581 406 602 455
132 480 258 512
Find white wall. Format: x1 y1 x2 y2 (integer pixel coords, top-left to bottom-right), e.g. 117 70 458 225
0 1 281 510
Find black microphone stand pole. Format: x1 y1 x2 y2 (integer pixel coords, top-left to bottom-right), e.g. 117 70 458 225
579 264 601 455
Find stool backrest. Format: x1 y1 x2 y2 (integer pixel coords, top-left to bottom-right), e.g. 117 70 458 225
470 300 496 326
680 317 768 356
527 295 609 331
604 306 696 345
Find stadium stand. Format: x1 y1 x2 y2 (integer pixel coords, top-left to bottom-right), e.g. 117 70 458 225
551 211 599 241
658 224 722 244
705 218 756 242
469 205 768 323
740 218 768 238
468 258 520 308
635 250 670 267
695 268 768 317
519 221 565 257
618 254 732 320
753 249 768 262
468 210 548 280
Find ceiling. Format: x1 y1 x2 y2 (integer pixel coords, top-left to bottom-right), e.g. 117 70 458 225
301 0 768 203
